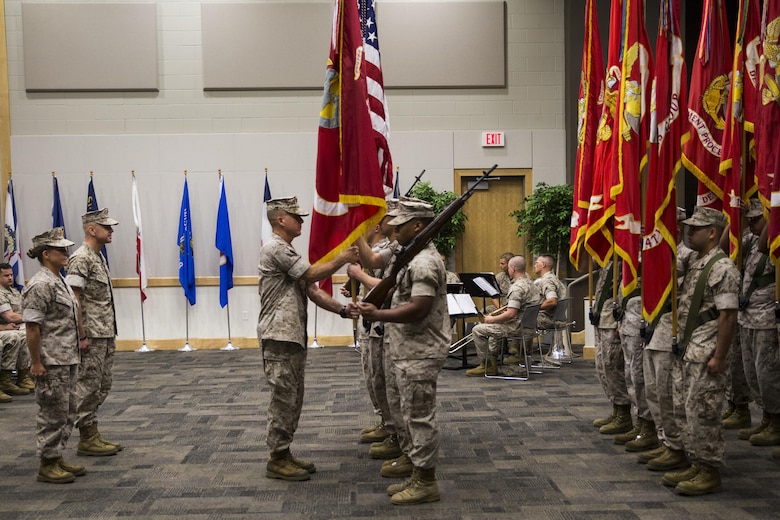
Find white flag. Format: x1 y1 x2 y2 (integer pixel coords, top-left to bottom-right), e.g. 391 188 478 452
131 175 148 301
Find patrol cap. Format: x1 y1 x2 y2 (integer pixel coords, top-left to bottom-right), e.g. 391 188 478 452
27 227 74 258
266 196 309 217
388 199 435 226
385 198 399 218
677 207 687 221
82 208 119 226
682 206 727 229
746 198 764 219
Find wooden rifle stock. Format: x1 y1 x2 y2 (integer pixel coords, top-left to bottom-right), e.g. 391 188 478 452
363 164 498 307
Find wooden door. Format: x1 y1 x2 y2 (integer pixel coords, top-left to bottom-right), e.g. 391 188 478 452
453 169 533 276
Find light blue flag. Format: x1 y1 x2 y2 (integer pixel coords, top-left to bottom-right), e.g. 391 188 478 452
3 180 25 291
215 175 233 308
86 177 109 268
178 178 196 305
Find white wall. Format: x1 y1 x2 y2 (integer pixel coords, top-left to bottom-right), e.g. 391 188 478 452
4 0 567 345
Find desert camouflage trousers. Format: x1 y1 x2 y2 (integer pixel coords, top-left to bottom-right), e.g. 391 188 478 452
673 360 727 466
36 364 78 459
385 357 445 469
0 330 22 370
472 322 520 360
725 333 751 406
622 334 650 420
16 336 30 369
741 327 780 414
644 349 683 450
362 335 394 432
594 327 629 406
262 340 307 455
76 337 116 428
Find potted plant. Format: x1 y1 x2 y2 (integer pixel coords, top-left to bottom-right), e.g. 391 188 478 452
408 181 467 258
510 182 573 273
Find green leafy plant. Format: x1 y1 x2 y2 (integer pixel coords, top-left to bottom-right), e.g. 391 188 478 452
408 181 467 257
510 182 573 268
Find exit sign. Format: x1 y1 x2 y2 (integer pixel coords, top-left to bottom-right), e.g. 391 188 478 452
481 131 505 147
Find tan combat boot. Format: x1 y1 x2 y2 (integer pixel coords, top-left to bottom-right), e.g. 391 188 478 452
721 400 735 420
391 466 440 505
772 447 780 460
637 444 668 464
57 457 86 477
288 452 316 474
599 405 633 435
77 424 119 457
466 361 487 377
675 462 721 496
0 370 30 395
95 424 124 451
265 450 311 481
37 457 75 483
381 453 413 478
723 403 752 430
613 418 641 445
738 409 767 439
0 388 11 403
625 419 660 452
484 356 498 376
661 461 700 487
369 434 403 459
16 369 35 391
750 413 780 446
647 448 688 472
361 423 391 443
593 404 617 428
387 467 417 495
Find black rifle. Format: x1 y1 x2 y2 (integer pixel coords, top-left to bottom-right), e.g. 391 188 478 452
404 169 426 197
364 164 497 307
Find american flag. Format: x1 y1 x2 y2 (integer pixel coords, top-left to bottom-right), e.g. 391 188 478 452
360 0 393 193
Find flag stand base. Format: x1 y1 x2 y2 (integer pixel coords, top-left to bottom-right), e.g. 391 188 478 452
308 339 323 349
179 342 196 352
221 342 239 351
135 342 153 353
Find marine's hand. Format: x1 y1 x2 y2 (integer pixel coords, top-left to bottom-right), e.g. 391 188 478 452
345 302 361 319
346 263 363 278
30 361 46 379
339 246 360 265
357 301 380 321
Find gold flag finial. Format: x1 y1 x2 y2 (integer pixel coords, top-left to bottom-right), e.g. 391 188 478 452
131 170 135 177
184 170 187 176
51 171 55 177
89 170 93 178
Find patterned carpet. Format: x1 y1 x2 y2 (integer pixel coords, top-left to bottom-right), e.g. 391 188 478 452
1 346 779 519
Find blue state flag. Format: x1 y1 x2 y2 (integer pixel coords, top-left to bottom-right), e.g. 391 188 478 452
392 171 400 198
178 178 196 305
52 175 67 275
260 173 273 246
87 177 109 268
215 175 233 308
3 179 25 291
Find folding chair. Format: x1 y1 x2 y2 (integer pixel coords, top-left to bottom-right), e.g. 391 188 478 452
486 303 542 381
547 297 575 364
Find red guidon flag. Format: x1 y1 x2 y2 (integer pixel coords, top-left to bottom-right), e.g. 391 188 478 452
682 0 732 210
570 0 605 269
719 0 762 260
584 0 623 267
309 0 389 292
643 0 687 325
612 0 653 298
760 3 780 262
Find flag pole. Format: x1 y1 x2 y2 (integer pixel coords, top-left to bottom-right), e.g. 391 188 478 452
309 305 323 349
136 293 152 352
179 301 194 351
221 301 238 351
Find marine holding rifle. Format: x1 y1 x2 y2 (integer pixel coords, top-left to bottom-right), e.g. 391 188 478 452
357 199 450 506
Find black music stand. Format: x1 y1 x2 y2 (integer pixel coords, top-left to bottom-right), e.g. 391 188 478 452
459 272 501 313
445 286 479 369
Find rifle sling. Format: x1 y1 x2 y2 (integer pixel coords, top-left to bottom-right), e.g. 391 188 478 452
678 252 726 358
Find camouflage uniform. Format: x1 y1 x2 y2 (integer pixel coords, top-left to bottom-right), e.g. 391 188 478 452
257 233 311 455
0 330 22 370
644 242 694 451
65 244 117 429
495 271 511 304
535 271 566 330
619 291 649 421
0 285 29 370
384 243 449 469
472 275 540 360
739 233 780 414
361 239 398 433
593 262 629 407
22 267 80 459
674 246 739 466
